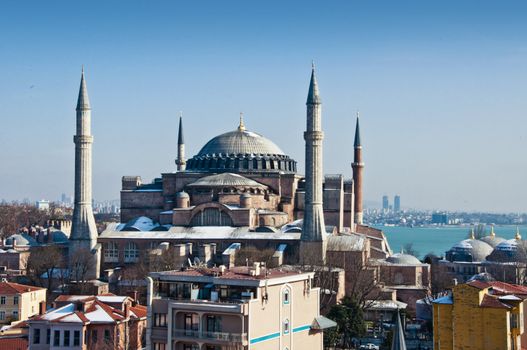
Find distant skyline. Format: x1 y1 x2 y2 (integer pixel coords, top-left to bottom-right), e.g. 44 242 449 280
1 1 527 212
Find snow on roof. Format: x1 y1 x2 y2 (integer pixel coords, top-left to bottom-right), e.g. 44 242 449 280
41 304 76 321
58 313 85 323
85 304 116 323
101 224 301 240
96 296 127 304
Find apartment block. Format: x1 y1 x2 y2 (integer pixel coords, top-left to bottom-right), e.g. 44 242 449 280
147 264 335 350
0 281 46 325
433 280 527 350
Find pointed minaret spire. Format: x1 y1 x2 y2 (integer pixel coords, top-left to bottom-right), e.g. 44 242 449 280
490 225 496 238
176 112 186 171
515 226 522 241
301 63 327 264
352 112 365 225
238 112 246 132
306 62 321 105
70 67 100 280
391 309 407 350
354 112 361 148
470 228 475 240
76 66 91 111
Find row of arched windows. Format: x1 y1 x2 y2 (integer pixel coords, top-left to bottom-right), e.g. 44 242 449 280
103 242 139 263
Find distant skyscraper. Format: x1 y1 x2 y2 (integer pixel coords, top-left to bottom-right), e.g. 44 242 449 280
394 195 401 212
382 195 389 211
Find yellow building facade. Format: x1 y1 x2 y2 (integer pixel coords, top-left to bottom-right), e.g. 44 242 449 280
433 281 527 350
0 282 46 325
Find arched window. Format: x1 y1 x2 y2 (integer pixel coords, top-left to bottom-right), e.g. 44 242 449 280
190 208 233 226
283 319 289 334
283 289 290 304
104 242 119 262
124 242 139 262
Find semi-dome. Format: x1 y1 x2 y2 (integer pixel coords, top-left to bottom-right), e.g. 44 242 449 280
487 229 524 262
479 227 506 248
5 233 38 247
186 121 297 173
446 239 493 262
387 253 421 265
187 173 267 189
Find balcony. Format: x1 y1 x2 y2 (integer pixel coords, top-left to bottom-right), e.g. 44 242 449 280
173 329 248 344
169 300 248 314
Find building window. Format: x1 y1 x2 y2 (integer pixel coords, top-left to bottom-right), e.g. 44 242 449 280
283 289 290 304
190 208 233 226
124 241 139 262
153 343 166 350
64 330 70 346
206 315 222 333
12 311 18 320
33 328 41 344
104 242 119 262
13 296 18 305
0 296 5 304
154 313 167 327
46 329 50 344
104 329 110 342
74 330 80 346
0 311 5 320
92 330 98 343
183 344 199 350
283 319 289 334
53 330 60 346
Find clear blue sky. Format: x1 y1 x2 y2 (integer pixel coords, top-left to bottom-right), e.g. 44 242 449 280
1 1 526 212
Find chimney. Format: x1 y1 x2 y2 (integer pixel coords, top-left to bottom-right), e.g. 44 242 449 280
253 262 261 276
219 265 226 276
39 301 46 315
133 290 139 303
452 278 458 286
47 228 53 243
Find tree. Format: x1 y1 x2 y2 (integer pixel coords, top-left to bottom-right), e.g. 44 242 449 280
235 245 277 268
25 245 65 297
324 297 366 349
70 248 95 294
402 243 419 258
467 224 487 239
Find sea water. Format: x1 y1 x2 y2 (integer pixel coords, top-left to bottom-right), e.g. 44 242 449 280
374 225 527 259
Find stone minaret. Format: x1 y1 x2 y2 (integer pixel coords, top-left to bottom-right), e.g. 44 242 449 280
301 64 327 263
352 113 364 225
69 67 100 280
175 114 186 171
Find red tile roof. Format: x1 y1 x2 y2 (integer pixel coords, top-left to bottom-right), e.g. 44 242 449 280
130 305 147 319
480 294 511 309
0 337 28 350
0 282 44 295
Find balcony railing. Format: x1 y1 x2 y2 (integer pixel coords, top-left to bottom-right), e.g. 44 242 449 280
173 329 247 343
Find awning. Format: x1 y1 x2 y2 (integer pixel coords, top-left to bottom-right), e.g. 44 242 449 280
311 316 337 330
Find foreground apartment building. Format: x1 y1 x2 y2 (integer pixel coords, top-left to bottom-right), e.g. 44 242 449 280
147 264 335 350
433 280 527 350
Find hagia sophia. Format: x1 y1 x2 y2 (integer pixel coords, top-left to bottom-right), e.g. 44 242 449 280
2 65 525 318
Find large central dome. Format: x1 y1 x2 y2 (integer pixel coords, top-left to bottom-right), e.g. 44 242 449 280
186 120 296 173
197 129 285 156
